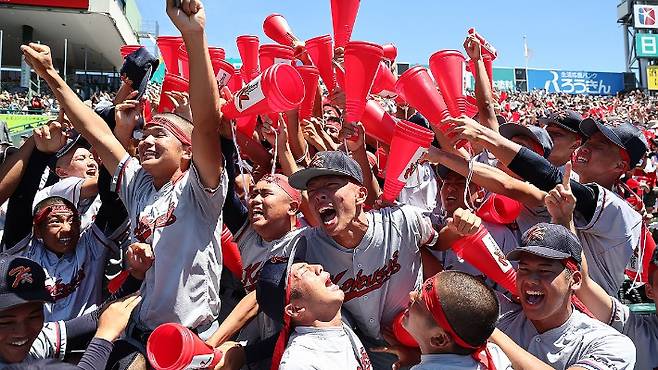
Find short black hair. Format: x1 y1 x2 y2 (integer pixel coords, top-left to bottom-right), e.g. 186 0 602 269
438 271 500 349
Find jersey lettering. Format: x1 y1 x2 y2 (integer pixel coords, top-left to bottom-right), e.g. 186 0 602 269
46 268 86 301
134 203 177 242
333 251 401 302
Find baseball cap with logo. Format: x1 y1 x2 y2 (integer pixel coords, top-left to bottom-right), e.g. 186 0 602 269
0 254 53 310
580 119 649 167
120 47 159 99
289 151 364 190
506 223 582 266
499 123 554 159
539 110 584 135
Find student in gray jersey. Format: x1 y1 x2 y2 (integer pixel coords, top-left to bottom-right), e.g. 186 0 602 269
20 0 227 366
401 271 512 370
444 116 645 296
288 150 440 369
495 223 636 369
256 259 371 370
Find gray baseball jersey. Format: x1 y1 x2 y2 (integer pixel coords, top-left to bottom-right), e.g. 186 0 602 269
574 184 642 296
410 343 513 370
12 225 117 322
0 321 67 367
279 323 371 370
112 154 228 330
234 222 305 342
33 177 102 231
498 301 636 370
303 205 436 339
609 297 658 370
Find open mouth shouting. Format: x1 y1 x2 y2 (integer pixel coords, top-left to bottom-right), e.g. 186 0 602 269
522 288 546 307
324 274 339 291
318 205 338 228
141 149 158 162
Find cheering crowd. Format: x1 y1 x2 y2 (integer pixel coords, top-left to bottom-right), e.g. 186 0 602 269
0 1 657 369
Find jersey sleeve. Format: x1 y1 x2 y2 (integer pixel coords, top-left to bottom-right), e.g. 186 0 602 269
608 296 631 334
187 160 229 220
111 154 147 214
29 320 67 361
84 223 119 257
33 177 84 210
399 205 438 251
572 332 636 370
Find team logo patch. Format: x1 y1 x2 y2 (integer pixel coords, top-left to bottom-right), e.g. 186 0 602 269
524 225 546 243
309 153 325 169
9 266 33 288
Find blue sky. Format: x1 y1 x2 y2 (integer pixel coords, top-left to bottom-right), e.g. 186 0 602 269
139 1 626 72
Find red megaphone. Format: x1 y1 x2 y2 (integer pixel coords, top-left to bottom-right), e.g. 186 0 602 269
343 41 383 123
467 55 493 90
382 120 434 202
147 323 223 370
227 70 244 93
467 28 497 60
259 44 295 71
158 73 189 113
395 66 449 125
371 61 397 98
263 14 301 48
392 311 418 347
331 0 360 48
236 35 260 83
296 65 320 120
157 36 184 76
429 50 466 118
476 194 522 225
451 226 518 295
178 46 234 87
235 115 258 137
361 100 396 144
305 35 336 93
221 63 305 120
120 45 143 59
382 43 397 62
221 225 243 280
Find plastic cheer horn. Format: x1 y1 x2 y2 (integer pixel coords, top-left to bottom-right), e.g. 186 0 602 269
305 35 336 92
147 323 223 370
382 43 397 62
361 100 396 144
382 120 435 202
158 73 189 113
157 36 185 76
395 66 450 125
429 50 467 118
221 63 304 120
235 115 258 137
221 225 243 280
371 61 397 98
295 65 320 120
467 55 493 90
330 0 360 48
343 41 384 123
236 35 261 83
120 45 143 59
451 226 518 295
392 311 418 347
263 14 302 50
178 46 234 87
227 70 244 93
259 44 295 71
476 194 522 225
467 28 497 60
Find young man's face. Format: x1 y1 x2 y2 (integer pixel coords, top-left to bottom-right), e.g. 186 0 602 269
545 125 581 167
515 253 579 327
289 263 343 323
402 285 439 346
439 172 479 216
137 126 188 178
306 175 364 237
55 147 98 179
0 302 44 364
35 204 81 256
572 132 626 183
248 180 295 232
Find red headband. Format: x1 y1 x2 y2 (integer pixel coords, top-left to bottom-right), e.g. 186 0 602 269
270 259 295 370
421 276 497 370
144 116 192 146
261 174 302 203
33 204 75 225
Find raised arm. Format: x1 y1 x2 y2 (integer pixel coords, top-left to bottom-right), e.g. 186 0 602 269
464 35 498 132
20 44 127 174
0 137 35 205
166 0 223 188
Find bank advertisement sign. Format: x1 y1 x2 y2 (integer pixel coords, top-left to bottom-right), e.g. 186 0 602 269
527 69 624 95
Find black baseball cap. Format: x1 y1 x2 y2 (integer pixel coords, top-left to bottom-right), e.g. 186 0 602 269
120 47 159 99
539 110 584 135
289 151 364 190
580 119 648 167
48 130 91 171
507 223 582 266
499 123 554 159
0 254 53 311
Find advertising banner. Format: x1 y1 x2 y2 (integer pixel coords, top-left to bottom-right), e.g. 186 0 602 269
0 0 89 9
636 33 658 57
527 69 624 95
466 67 515 92
648 66 658 91
634 4 658 29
